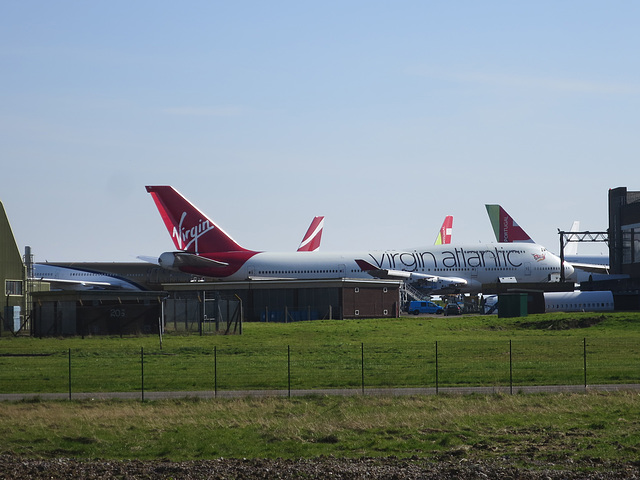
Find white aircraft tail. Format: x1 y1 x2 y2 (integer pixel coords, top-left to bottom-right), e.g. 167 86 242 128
565 221 580 256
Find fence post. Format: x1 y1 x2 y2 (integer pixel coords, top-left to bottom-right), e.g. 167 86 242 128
509 339 513 395
141 346 144 403
435 341 439 394
214 346 217 398
199 291 204 336
361 342 365 395
287 345 291 398
68 348 72 401
583 337 587 389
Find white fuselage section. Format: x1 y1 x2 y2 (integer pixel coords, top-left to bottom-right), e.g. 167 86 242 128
32 263 143 291
544 291 614 312
218 243 572 293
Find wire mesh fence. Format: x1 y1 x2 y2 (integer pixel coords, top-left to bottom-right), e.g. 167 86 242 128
0 337 638 398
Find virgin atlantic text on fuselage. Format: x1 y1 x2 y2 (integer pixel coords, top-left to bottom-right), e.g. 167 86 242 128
367 247 529 272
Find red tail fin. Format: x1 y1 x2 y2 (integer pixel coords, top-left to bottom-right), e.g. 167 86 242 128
434 215 453 245
146 186 249 254
297 216 324 252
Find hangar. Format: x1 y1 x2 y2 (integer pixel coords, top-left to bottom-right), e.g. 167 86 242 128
162 278 402 327
578 187 640 310
26 278 401 336
0 201 27 334
609 187 640 279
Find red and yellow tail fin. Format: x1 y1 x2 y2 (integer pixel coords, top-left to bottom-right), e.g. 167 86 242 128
434 215 453 245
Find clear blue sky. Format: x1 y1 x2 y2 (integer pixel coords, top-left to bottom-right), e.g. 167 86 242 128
1 1 636 261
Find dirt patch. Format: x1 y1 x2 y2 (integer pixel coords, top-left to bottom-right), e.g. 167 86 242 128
517 315 607 330
0 455 638 479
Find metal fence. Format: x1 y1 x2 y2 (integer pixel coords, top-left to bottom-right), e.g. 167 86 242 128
0 337 638 399
163 295 242 334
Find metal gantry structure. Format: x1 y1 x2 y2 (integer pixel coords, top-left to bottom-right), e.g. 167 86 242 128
558 229 609 282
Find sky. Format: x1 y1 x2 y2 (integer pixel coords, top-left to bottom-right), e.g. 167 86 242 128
1 1 637 262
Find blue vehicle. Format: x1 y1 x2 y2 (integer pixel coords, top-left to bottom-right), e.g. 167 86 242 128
408 300 444 315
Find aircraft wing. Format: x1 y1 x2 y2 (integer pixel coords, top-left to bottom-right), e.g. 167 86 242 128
31 277 114 289
569 262 609 275
137 255 160 265
355 259 468 290
356 260 412 279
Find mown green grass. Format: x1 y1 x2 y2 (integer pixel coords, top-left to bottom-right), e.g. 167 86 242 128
1 313 639 467
0 312 639 394
0 392 638 464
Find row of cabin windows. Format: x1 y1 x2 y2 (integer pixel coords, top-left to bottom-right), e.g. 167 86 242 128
38 272 131 278
258 269 341 275
547 302 613 309
261 266 562 275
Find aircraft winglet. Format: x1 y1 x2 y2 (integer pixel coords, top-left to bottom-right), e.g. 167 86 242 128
355 259 378 271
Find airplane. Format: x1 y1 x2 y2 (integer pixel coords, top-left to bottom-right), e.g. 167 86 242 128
146 185 575 294
30 261 198 291
485 204 609 273
2 199 445 291
28 215 327 291
32 263 133 290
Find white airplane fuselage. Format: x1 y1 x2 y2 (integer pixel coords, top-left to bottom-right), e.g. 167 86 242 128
160 243 573 293
31 262 197 291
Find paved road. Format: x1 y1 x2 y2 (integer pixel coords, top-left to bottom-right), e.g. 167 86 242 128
1 383 638 402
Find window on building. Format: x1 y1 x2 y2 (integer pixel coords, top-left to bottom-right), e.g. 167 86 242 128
5 280 23 296
622 228 633 264
622 225 640 264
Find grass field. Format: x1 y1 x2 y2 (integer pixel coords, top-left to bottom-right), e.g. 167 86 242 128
0 312 639 465
0 392 639 465
0 312 638 394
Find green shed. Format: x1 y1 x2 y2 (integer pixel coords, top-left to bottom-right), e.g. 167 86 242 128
498 293 528 318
